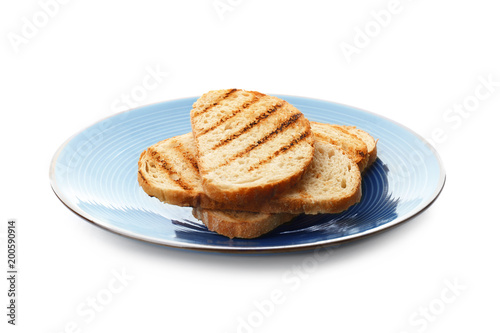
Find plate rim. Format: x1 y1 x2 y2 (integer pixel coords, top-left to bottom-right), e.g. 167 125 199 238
49 94 446 254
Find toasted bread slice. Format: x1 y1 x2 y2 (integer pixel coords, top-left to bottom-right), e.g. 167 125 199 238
138 133 361 214
341 126 378 169
192 208 297 239
311 122 368 171
190 89 315 204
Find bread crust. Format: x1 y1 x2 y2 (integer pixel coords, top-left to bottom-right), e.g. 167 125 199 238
341 126 378 171
192 208 297 239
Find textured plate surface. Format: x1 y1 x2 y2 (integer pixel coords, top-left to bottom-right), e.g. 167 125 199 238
50 95 445 253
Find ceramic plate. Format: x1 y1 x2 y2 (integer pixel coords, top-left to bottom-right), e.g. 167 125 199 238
50 95 445 253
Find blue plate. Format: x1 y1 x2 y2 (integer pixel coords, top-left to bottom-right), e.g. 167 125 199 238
50 95 445 253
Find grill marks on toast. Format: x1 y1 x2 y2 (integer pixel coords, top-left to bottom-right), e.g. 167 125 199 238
192 88 238 118
212 101 285 150
341 126 378 170
147 146 195 191
196 94 262 137
248 128 311 172
138 169 148 184
173 141 199 172
198 95 311 172
216 112 305 169
148 148 191 190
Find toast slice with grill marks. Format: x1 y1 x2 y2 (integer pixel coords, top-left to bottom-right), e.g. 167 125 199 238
138 133 215 208
138 132 361 214
192 208 297 239
190 89 315 204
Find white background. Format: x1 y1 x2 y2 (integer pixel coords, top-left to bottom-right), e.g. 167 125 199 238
1 0 499 332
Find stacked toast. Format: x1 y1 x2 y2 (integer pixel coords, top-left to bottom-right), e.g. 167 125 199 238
138 89 378 238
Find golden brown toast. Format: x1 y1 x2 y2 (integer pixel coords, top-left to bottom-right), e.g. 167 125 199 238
190 89 315 204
